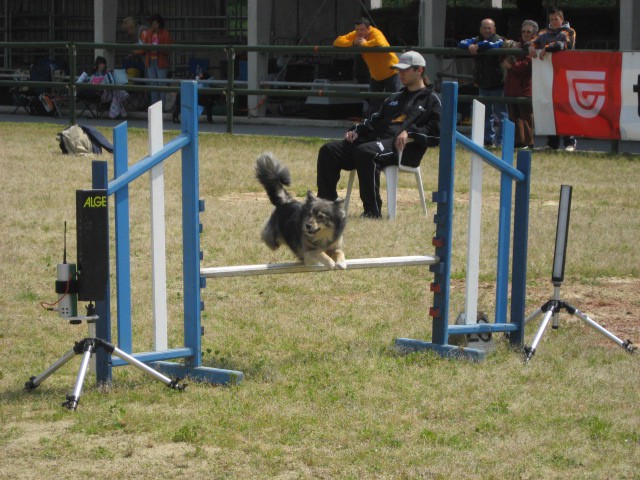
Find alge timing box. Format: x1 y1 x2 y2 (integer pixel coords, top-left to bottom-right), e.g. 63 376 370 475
75 189 108 301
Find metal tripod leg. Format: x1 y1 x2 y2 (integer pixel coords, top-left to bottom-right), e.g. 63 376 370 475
26 338 187 412
524 309 554 362
524 307 543 325
569 304 636 354
109 344 185 390
63 339 96 410
25 347 78 391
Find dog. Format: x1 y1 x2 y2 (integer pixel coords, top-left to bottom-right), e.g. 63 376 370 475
255 152 347 269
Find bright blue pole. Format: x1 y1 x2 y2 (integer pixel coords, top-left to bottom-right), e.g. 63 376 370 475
510 150 532 345
495 117 515 323
180 81 203 368
113 123 132 353
430 81 457 345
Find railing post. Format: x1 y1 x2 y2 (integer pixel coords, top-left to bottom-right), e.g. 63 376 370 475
611 140 619 154
225 46 235 134
68 42 77 124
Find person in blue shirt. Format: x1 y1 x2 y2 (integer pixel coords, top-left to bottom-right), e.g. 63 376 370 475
458 18 508 147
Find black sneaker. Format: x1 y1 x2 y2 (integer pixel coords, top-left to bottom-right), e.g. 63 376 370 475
360 211 382 219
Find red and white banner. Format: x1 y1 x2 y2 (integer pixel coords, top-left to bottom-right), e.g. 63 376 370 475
532 51 640 140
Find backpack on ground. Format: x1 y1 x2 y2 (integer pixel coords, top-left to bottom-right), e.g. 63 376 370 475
57 125 93 155
57 124 114 155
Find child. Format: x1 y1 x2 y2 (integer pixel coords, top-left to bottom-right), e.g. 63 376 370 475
79 56 129 119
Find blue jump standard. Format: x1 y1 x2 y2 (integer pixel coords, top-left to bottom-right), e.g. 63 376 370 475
394 81 531 360
96 81 244 386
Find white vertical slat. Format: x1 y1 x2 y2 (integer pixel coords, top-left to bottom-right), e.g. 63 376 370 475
149 101 168 350
531 57 557 135
464 100 485 325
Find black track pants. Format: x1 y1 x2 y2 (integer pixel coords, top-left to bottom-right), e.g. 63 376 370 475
317 138 397 216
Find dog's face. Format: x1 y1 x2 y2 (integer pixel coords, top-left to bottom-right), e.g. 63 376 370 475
302 191 345 244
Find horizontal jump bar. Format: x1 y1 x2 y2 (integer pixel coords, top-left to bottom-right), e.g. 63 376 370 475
447 322 519 334
111 347 193 367
201 255 439 278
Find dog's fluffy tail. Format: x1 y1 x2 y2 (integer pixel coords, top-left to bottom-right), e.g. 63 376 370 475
255 152 292 206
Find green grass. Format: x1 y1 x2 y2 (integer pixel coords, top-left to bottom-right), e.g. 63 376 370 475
0 122 638 478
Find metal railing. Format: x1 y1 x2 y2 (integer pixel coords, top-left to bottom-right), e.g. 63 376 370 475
0 41 537 132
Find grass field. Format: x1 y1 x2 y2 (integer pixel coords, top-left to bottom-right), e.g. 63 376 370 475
0 122 638 479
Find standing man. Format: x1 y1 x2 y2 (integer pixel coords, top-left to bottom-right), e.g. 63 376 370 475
458 18 508 147
528 7 577 151
316 51 440 219
334 17 400 116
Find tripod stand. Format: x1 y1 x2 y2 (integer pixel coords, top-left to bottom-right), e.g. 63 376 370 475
523 284 636 362
523 185 636 362
25 311 186 410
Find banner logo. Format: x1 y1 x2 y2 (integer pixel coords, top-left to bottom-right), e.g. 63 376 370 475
566 71 606 118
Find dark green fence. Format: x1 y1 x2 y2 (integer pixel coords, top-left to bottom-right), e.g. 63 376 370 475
0 41 531 133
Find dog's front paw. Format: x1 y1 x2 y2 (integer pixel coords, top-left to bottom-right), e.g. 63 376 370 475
333 250 347 270
304 251 336 269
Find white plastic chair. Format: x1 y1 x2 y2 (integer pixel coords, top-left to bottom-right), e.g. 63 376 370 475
343 146 427 220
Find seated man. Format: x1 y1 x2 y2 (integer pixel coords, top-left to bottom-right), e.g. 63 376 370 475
316 51 441 218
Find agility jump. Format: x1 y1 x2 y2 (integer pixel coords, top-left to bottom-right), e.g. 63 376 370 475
93 80 530 387
201 82 531 362
93 81 243 386
395 82 531 358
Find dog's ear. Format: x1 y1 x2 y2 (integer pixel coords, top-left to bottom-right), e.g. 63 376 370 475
305 190 317 203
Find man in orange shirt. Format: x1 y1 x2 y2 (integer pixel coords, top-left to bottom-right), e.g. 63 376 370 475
334 17 400 116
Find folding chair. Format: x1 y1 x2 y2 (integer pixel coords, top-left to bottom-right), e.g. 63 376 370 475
77 90 109 118
18 60 54 113
11 90 31 114
344 142 428 220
